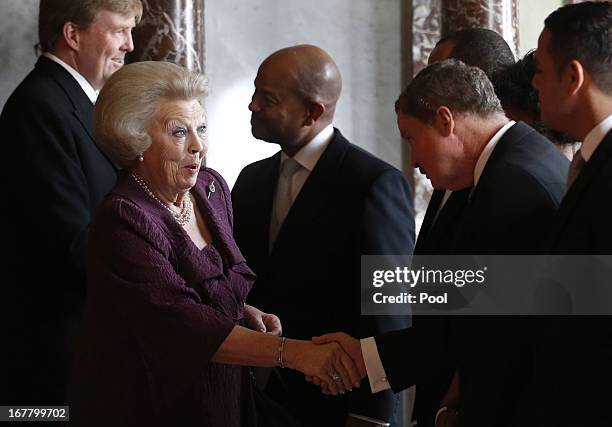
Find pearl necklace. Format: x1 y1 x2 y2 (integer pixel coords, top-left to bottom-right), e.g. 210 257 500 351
131 173 192 226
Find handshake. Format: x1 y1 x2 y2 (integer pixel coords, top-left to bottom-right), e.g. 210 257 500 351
243 306 367 396
300 332 368 396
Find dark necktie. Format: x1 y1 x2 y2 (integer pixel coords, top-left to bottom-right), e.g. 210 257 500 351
566 149 585 192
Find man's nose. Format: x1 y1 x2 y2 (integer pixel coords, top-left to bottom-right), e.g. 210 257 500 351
122 31 135 52
248 97 259 112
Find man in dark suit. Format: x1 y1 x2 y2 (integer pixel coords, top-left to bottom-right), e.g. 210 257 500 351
315 59 568 427
404 29 516 427
0 0 141 404
531 3 612 426
416 28 516 255
232 45 414 427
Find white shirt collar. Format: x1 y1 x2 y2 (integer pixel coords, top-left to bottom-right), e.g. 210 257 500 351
43 52 99 103
580 114 612 162
280 123 334 171
474 120 515 186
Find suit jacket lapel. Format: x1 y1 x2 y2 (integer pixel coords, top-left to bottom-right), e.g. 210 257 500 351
36 56 96 140
425 188 471 253
551 130 612 244
415 189 445 254
270 129 348 255
469 122 531 203
451 122 530 251
249 152 282 257
36 56 117 170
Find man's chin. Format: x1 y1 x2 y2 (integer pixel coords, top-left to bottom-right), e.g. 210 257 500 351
103 63 124 79
540 116 564 135
100 72 120 88
429 177 446 190
250 128 262 140
250 128 275 143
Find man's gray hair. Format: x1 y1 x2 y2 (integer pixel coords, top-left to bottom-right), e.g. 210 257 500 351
94 61 208 169
395 59 503 123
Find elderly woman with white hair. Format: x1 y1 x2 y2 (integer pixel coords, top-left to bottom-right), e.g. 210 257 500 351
67 61 360 426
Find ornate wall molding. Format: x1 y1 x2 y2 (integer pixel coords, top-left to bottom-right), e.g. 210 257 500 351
129 0 205 71
405 0 519 89
442 0 519 56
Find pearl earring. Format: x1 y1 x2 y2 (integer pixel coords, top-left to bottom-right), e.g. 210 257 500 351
138 153 144 162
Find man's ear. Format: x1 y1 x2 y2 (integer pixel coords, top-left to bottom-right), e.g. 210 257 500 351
566 60 586 96
304 101 325 126
434 106 454 137
62 21 81 51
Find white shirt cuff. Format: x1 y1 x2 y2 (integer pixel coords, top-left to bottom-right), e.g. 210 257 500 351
348 413 391 426
361 337 391 393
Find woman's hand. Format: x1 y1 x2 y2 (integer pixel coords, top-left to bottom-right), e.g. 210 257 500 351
306 332 367 395
284 340 362 395
244 304 282 336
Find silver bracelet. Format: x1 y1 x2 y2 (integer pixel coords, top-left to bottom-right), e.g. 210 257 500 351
434 406 458 427
278 336 286 368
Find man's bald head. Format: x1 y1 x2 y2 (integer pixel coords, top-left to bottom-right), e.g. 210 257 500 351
262 44 342 113
249 45 342 153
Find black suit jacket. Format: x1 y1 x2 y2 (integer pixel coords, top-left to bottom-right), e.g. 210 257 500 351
407 188 472 427
0 56 117 403
415 188 471 255
533 129 612 427
376 122 569 427
232 129 415 427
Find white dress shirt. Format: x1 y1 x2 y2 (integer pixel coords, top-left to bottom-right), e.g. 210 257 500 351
43 52 99 103
361 120 516 394
580 114 612 162
275 123 334 206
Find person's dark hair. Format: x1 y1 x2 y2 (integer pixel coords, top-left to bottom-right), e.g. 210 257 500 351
395 59 503 123
38 0 142 53
544 1 612 94
496 51 575 146
437 28 516 83
495 50 539 121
